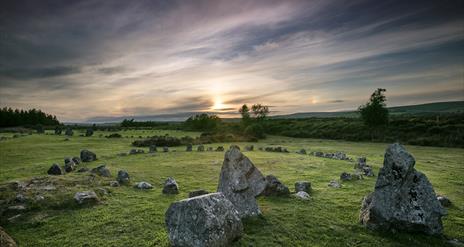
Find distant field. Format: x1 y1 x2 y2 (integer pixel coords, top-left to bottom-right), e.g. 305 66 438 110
0 130 463 246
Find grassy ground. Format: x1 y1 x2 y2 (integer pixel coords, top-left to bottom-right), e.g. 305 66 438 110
0 130 462 246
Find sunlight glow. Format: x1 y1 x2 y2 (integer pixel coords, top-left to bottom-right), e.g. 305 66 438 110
212 96 225 110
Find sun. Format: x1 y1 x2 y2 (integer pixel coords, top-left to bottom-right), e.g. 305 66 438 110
212 96 225 110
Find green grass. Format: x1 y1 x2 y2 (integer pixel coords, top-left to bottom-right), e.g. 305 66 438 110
0 130 463 246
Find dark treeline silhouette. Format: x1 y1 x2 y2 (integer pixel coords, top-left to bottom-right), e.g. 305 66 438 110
0 107 60 127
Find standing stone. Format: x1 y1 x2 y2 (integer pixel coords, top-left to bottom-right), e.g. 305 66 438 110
80 149 97 162
189 189 209 198
91 165 111 177
74 191 99 205
165 193 243 247
163 146 169 152
162 177 179 194
186 144 193 152
262 175 290 196
65 127 73 136
54 126 62 135
359 143 446 235
117 170 130 185
85 128 94 137
293 191 311 200
295 181 311 193
244 145 254 151
197 145 205 152
47 164 63 175
217 146 266 218
149 145 157 153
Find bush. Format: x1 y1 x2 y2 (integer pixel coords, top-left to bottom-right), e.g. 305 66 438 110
106 133 122 138
244 124 265 139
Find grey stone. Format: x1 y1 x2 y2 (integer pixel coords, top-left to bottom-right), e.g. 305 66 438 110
15 194 26 203
207 147 213 151
293 191 311 200
109 181 120 187
72 157 81 165
117 170 130 185
197 145 205 152
262 175 290 196
340 172 352 181
328 180 342 188
163 177 179 194
165 192 243 247
64 160 76 173
216 146 225 152
134 181 153 189
217 146 266 218
186 144 193 151
80 149 97 162
74 191 99 205
65 127 73 136
297 149 307 155
149 145 157 153
359 143 446 235
47 164 62 175
189 189 209 198
129 149 144 155
0 226 17 247
91 165 111 177
77 167 89 173
85 128 94 137
314 151 324 157
244 145 254 151
437 195 451 207
295 181 311 193
163 146 169 152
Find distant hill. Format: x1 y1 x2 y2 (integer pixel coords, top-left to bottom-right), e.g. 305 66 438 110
272 101 464 119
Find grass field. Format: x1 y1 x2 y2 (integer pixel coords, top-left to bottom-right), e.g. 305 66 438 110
0 130 463 246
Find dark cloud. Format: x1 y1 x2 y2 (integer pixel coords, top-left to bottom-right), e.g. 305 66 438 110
0 66 81 80
327 100 345 103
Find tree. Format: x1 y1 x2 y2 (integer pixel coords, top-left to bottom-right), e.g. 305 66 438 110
239 104 251 126
251 104 269 121
358 88 389 139
184 113 221 131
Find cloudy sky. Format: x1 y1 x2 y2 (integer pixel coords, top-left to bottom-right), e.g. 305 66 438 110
1 0 463 122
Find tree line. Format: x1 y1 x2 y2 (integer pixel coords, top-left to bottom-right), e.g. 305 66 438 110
0 107 60 127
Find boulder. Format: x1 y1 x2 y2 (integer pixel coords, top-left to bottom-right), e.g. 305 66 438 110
295 181 311 193
163 177 179 194
314 151 324 157
80 149 97 162
64 160 76 173
117 170 130 185
91 165 111 177
72 157 81 165
0 226 17 247
85 128 94 137
163 146 169 152
149 145 157 153
293 191 311 200
197 145 205 152
65 127 73 136
216 146 225 152
359 143 446 235
186 144 193 152
328 180 342 188
262 175 290 196
77 167 89 173
109 181 120 187
333 152 347 160
74 191 99 205
134 181 153 189
165 193 243 247
244 145 254 151
297 149 307 155
340 172 352 181
437 195 452 207
47 164 62 175
217 146 266 218
189 189 209 198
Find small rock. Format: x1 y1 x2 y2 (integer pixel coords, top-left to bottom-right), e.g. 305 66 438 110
262 175 290 196
117 170 130 185
47 164 63 175
295 181 311 193
437 195 452 207
244 145 254 151
74 191 99 205
207 147 213 151
216 146 224 152
72 156 81 164
293 191 311 200
91 165 111 177
77 167 89 173
340 172 352 181
297 149 307 155
85 128 94 137
162 177 179 194
197 145 205 152
65 127 73 136
186 144 192 152
134 181 153 189
64 161 76 173
80 149 97 162
163 146 169 152
189 189 209 198
109 181 120 187
149 145 157 153
15 194 26 203
328 180 342 188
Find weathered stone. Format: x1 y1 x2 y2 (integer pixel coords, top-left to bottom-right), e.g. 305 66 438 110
47 164 62 175
437 195 452 207
72 156 81 165
91 165 111 177
244 145 254 151
65 127 73 136
165 193 243 247
340 172 352 181
163 146 169 152
117 170 130 185
293 191 311 200
328 180 342 188
189 189 209 198
217 146 266 218
359 143 446 235
216 146 225 152
134 181 153 189
74 191 99 205
314 151 324 157
186 144 193 152
109 181 120 187
197 145 205 152
207 147 213 151
129 149 144 155
163 177 179 194
77 167 89 173
0 226 17 247
54 126 62 135
149 145 157 153
80 149 97 162
85 128 94 137
64 160 75 173
262 175 290 196
333 152 347 160
295 181 311 193
297 149 307 155
15 194 26 203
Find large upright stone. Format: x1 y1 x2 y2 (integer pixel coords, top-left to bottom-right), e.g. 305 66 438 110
165 193 243 247
359 143 446 235
217 146 266 218
162 177 179 194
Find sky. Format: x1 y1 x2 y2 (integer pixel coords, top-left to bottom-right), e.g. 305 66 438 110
1 0 463 122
